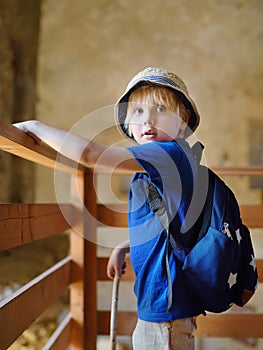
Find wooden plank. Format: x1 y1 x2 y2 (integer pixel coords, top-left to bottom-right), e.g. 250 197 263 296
240 205 263 228
0 257 71 350
97 311 263 338
0 204 74 251
42 312 71 350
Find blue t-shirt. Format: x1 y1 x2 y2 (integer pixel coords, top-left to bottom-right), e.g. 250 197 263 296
127 139 204 322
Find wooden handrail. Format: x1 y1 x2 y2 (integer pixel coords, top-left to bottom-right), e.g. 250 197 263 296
0 120 83 173
0 120 262 176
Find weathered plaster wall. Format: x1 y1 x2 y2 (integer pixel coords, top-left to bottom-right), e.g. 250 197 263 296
36 0 263 202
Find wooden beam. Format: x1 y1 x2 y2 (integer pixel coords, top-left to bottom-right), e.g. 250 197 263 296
0 204 74 251
0 257 71 349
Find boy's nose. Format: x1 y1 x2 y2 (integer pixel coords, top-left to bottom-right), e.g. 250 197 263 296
144 119 153 125
143 110 154 125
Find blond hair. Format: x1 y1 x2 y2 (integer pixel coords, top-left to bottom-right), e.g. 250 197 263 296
124 85 190 137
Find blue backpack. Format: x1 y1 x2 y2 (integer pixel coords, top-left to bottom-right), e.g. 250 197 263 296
148 142 258 313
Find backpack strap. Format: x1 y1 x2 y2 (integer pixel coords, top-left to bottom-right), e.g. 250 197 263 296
195 168 215 243
190 141 215 243
148 183 169 233
147 183 173 312
146 141 213 312
147 173 214 312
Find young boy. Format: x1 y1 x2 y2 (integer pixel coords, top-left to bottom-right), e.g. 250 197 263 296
14 67 204 349
107 67 204 350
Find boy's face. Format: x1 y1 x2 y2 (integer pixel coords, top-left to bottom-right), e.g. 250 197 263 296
128 103 187 144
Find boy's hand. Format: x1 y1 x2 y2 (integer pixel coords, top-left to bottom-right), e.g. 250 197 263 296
13 120 42 145
107 239 130 280
13 120 38 133
107 247 127 280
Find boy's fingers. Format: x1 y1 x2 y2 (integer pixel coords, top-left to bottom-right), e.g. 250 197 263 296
107 266 115 280
121 262 127 275
117 267 123 278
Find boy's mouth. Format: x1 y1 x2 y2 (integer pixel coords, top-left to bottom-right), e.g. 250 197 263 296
143 129 157 136
142 129 158 140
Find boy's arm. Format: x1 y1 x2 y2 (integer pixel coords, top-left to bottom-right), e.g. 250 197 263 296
107 239 130 280
13 120 142 172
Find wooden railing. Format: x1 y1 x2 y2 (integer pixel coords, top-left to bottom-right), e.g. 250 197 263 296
0 119 262 349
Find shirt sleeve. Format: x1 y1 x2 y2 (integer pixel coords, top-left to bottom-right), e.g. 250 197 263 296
127 140 198 236
127 141 184 187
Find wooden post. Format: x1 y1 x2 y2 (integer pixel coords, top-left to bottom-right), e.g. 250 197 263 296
70 171 84 349
70 170 97 349
83 171 97 349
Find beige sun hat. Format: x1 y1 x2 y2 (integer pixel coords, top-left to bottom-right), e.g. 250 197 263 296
115 67 200 139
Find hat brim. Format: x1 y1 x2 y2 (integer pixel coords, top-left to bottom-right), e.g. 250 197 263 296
115 80 200 140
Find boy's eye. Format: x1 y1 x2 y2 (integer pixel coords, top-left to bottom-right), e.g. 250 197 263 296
134 107 144 115
156 105 166 113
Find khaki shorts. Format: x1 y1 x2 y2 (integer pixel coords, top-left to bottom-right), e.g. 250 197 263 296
132 317 197 350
